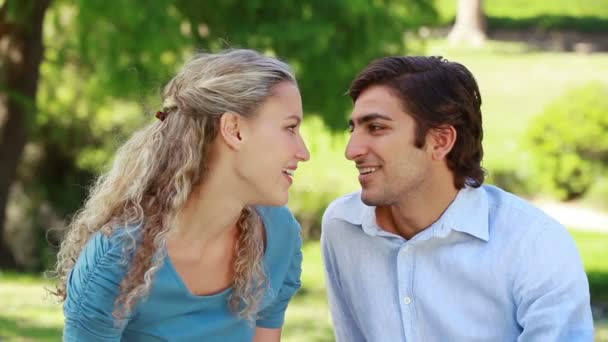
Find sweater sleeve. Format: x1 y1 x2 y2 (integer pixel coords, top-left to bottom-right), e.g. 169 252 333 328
63 232 132 341
255 208 303 329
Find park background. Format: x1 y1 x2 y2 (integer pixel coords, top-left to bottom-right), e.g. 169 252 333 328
1 0 608 340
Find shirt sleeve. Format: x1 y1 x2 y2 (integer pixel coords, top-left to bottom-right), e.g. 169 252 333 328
321 217 366 342
255 221 303 329
513 223 594 341
63 232 131 341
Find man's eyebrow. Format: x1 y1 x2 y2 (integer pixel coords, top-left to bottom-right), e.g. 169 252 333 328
348 113 393 127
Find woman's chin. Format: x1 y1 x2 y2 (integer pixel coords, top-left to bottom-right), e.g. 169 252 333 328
255 192 289 207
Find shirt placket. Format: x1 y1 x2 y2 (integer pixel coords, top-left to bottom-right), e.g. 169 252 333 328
396 242 417 341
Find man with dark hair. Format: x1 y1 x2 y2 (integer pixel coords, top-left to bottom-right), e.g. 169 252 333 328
321 56 593 341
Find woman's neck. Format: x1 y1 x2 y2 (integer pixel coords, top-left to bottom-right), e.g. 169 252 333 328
169 172 245 250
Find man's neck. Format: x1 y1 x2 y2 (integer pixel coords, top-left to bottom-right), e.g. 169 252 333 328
376 181 459 240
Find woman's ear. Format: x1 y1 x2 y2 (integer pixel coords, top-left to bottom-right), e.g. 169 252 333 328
218 112 244 150
429 125 457 160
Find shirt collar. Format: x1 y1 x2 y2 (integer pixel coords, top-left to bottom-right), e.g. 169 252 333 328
328 192 384 236
437 186 490 242
361 205 385 237
332 187 490 242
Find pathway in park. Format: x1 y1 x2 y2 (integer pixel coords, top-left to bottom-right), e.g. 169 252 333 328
534 200 608 233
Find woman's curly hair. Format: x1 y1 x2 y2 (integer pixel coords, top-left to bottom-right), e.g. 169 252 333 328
49 49 296 323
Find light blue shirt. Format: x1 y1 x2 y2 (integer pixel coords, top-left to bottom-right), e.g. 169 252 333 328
63 206 302 341
321 185 593 341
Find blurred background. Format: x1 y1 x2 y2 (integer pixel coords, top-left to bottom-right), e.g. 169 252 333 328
1 0 607 340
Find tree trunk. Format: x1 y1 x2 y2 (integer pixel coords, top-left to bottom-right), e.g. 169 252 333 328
448 0 486 47
0 0 51 268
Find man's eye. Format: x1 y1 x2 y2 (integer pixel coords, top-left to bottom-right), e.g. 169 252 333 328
369 124 383 131
287 125 297 133
348 123 354 133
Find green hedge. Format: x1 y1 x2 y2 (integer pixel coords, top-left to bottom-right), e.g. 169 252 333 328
524 82 608 200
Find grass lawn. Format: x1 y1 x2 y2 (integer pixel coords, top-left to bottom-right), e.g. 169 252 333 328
434 0 608 20
433 0 608 30
0 274 63 342
571 230 608 304
1 229 607 341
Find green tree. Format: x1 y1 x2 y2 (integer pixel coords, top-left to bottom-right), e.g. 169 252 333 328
448 0 486 47
0 0 52 268
2 0 438 268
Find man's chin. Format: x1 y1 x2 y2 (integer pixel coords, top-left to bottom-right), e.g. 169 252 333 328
361 187 396 207
360 190 380 207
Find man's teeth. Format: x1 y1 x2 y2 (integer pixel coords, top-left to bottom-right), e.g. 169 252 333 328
283 169 295 176
359 167 378 175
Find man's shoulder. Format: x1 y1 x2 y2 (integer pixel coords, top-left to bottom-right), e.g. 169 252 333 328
484 185 560 226
482 185 569 246
322 191 364 224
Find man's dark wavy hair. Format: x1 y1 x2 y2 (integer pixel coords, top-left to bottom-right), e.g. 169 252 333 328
349 56 486 188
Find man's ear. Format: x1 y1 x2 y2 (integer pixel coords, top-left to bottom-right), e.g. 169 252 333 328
428 125 457 160
219 112 244 150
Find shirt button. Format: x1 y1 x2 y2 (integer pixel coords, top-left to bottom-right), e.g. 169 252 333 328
403 296 412 305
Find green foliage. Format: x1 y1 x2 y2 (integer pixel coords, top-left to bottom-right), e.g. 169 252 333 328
486 15 608 32
583 176 608 211
174 0 438 128
524 83 608 199
49 0 438 129
7 0 438 271
34 0 437 212
486 166 534 198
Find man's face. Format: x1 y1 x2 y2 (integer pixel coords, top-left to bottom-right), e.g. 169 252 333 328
346 85 433 206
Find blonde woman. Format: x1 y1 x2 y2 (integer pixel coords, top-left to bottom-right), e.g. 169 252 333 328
51 49 310 341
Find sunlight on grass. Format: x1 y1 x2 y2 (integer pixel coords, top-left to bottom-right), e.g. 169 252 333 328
0 273 63 342
571 230 608 273
283 240 334 342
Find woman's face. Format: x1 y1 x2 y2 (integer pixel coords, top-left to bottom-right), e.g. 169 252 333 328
237 81 310 206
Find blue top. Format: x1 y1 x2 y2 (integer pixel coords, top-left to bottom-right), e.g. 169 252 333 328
321 185 594 342
63 206 302 341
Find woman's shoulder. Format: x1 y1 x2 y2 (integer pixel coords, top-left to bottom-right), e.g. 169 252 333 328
83 225 140 261
64 226 141 336
255 206 301 242
255 205 300 228
69 225 141 289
